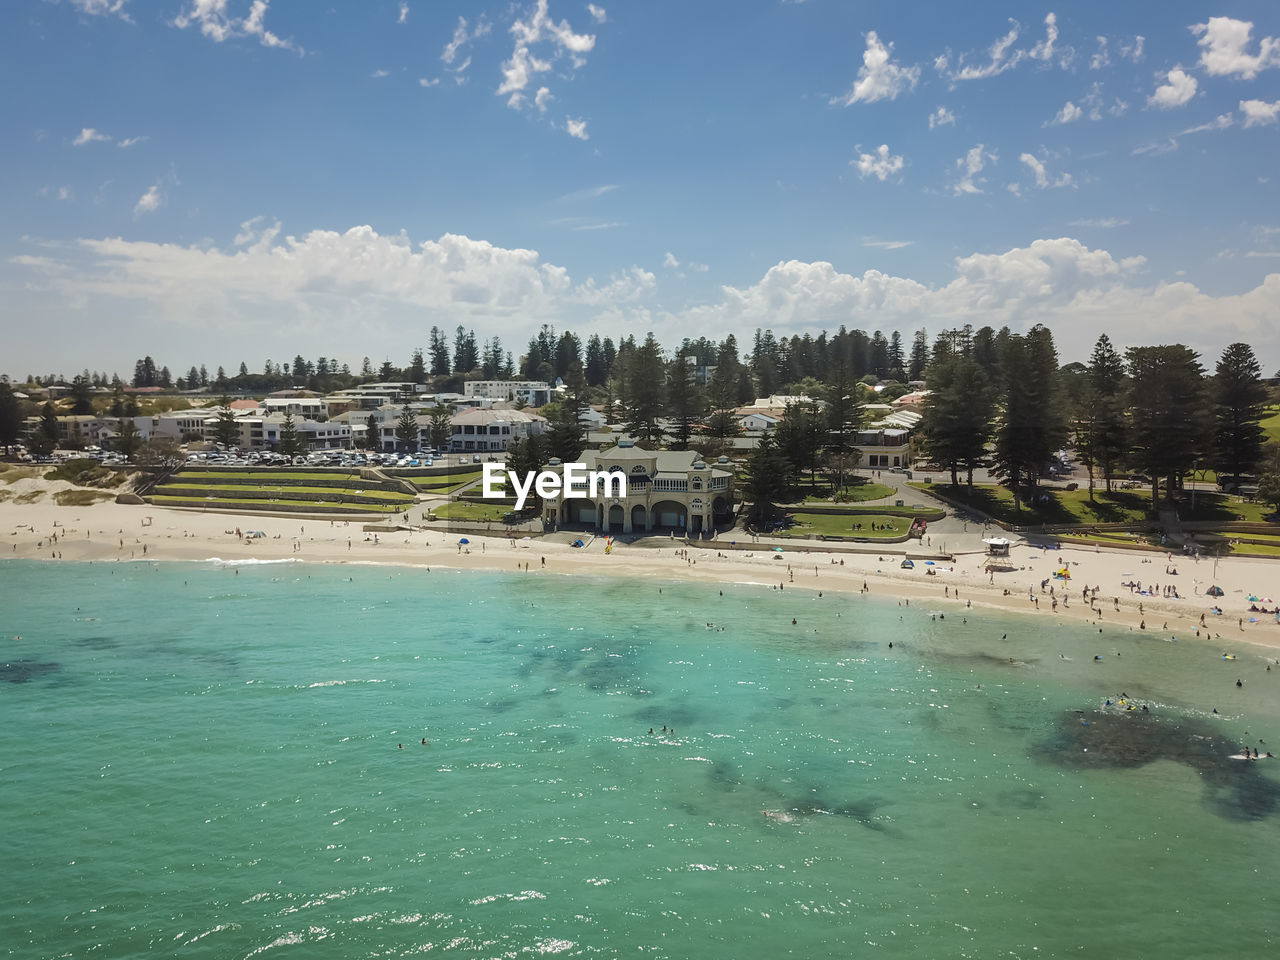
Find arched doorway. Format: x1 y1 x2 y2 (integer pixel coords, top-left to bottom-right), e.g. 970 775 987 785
631 504 647 531
650 499 686 530
607 503 625 530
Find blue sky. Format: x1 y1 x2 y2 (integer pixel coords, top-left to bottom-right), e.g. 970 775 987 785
3 0 1279 378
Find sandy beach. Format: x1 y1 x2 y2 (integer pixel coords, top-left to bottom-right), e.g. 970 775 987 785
4 497 1280 654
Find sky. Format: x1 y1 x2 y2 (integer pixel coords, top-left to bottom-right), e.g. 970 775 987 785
3 0 1280 379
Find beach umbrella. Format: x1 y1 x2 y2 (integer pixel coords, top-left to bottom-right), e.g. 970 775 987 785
459 537 470 544
773 547 784 552
1207 585 1224 597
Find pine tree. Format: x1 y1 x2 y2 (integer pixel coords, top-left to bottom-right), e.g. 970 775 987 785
1086 334 1128 493
908 329 929 380
69 375 93 415
823 360 864 495
665 350 705 451
408 348 427 384
395 404 420 453
429 405 454 452
623 333 666 445
545 362 589 461
115 416 142 462
213 396 240 448
1213 342 1269 489
0 382 22 453
585 335 608 386
428 327 451 376
1126 345 1209 511
366 413 380 451
453 326 479 374
279 412 303 458
990 326 1066 512
742 432 791 525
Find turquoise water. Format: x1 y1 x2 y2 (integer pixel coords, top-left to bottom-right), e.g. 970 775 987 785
2 559 1278 959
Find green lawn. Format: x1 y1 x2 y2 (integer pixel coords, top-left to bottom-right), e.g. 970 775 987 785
150 495 402 513
911 483 1154 525
175 470 365 482
1178 494 1276 523
804 481 896 503
1262 404 1280 444
409 470 485 493
431 500 515 522
156 483 412 502
773 511 913 539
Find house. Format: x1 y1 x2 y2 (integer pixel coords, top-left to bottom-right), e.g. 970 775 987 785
853 427 911 469
736 410 780 432
892 390 930 413
447 408 546 452
539 440 735 537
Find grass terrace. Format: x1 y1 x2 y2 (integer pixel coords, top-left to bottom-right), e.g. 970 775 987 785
431 500 516 523
1178 494 1276 524
912 483 1154 526
150 495 404 514
771 511 914 540
406 469 485 493
802 481 896 503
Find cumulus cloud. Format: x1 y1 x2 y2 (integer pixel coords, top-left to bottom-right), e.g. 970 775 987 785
73 127 111 146
534 86 553 112
1179 113 1232 136
944 13 1071 83
853 144 905 182
15 229 1280 368
587 4 606 23
173 0 300 54
564 116 589 140
663 252 679 269
928 106 955 129
1051 101 1082 125
1241 98 1280 127
497 0 596 109
116 135 148 147
418 77 439 88
397 1 407 24
371 69 390 79
831 31 919 105
1019 153 1074 189
1119 36 1145 62
1148 67 1197 109
1192 17 1280 79
952 145 995 195
133 183 162 218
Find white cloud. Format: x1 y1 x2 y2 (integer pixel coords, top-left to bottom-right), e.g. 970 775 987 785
1148 67 1197 109
587 4 606 23
1131 138 1178 157
663 252 680 269
173 0 300 54
39 185 74 201
863 239 913 250
1019 153 1074 189
498 0 596 109
133 183 162 218
831 31 919 105
17 230 1280 369
853 144 905 182
397 2 408 25
1051 101 1082 125
928 106 955 129
73 127 111 146
116 135 148 147
1090 37 1110 70
442 14 491 81
947 20 1022 81
1119 35 1144 62
1069 217 1129 228
65 0 131 18
1178 113 1232 136
565 116 589 140
418 77 439 88
952 144 995 195
371 69 390 79
1027 12 1066 65
1192 17 1280 79
534 86 553 112
1241 98 1280 128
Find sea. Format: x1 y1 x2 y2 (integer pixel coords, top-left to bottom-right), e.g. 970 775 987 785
1 559 1278 959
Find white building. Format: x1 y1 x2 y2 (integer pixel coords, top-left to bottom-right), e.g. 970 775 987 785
448 408 546 452
260 396 327 418
463 380 552 406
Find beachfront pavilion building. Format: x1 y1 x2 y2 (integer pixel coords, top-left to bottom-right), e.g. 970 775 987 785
539 440 735 537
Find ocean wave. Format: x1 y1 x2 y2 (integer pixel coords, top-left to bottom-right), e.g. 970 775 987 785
204 557 304 566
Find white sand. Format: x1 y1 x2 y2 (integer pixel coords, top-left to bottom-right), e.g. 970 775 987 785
4 496 1279 652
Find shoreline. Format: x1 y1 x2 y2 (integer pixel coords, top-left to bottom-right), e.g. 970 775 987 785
5 499 1280 654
